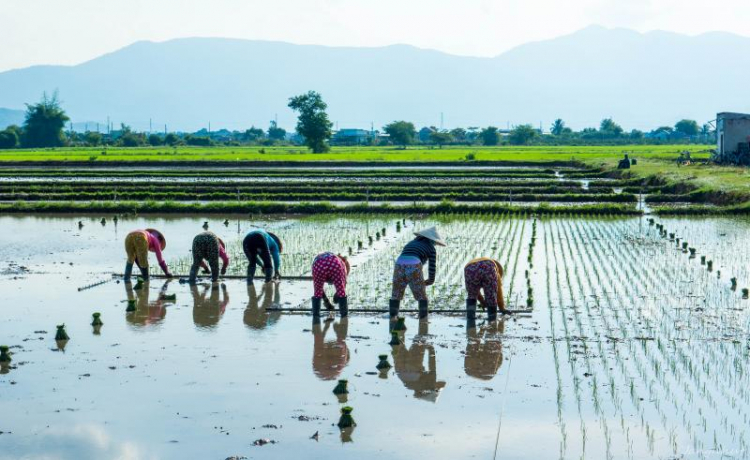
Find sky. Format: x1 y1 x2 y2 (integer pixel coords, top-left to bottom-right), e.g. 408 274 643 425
3 0 750 73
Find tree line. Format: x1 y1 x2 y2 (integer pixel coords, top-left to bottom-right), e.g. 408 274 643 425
0 91 714 151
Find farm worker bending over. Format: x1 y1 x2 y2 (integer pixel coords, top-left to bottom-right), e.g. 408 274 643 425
124 228 172 281
311 252 350 317
389 227 446 319
189 231 230 284
464 258 510 320
243 229 282 283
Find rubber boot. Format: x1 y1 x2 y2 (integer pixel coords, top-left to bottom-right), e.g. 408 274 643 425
487 305 498 321
124 262 134 281
247 264 256 283
188 263 199 285
139 266 150 281
389 299 400 317
312 297 322 317
264 266 273 283
418 299 429 319
338 296 349 318
466 317 477 330
466 298 477 320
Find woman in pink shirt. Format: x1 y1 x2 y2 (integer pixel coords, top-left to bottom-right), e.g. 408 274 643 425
124 228 172 281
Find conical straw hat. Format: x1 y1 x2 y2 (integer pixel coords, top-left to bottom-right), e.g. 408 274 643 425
414 227 446 246
146 228 167 250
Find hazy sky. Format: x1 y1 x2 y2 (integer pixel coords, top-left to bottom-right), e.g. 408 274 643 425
3 0 750 72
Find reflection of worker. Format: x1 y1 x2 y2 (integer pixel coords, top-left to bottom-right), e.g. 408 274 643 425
464 321 505 380
392 320 446 402
191 283 229 329
311 318 349 381
125 280 171 327
124 228 172 281
243 282 281 330
189 231 229 284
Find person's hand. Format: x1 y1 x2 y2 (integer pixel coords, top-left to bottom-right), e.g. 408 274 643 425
165 272 174 279
425 279 434 286
201 268 210 275
324 299 335 311
274 270 281 280
220 267 227 275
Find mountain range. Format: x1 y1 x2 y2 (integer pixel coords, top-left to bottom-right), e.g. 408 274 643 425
0 26 747 132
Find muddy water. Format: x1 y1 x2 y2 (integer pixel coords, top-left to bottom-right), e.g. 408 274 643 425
2 214 750 459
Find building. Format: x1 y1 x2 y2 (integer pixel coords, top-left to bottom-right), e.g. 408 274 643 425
715 112 750 165
332 129 375 145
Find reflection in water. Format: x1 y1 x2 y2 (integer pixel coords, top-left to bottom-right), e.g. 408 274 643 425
464 321 505 380
124 280 170 327
312 318 349 381
392 320 446 402
191 283 229 329
243 282 281 330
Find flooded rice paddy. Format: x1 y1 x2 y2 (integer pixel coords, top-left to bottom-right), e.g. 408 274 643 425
2 214 750 460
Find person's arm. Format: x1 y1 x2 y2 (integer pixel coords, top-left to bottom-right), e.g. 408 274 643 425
219 245 229 274
152 240 171 276
477 291 486 308
199 260 210 273
322 292 335 310
426 246 436 285
271 243 281 275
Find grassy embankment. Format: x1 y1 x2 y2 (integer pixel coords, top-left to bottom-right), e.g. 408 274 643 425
0 144 710 163
4 144 749 214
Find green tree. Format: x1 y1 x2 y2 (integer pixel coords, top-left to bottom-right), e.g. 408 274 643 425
449 127 467 143
148 133 163 146
629 129 645 140
551 119 566 136
430 130 453 148
480 126 499 146
164 133 180 146
599 118 624 137
0 129 19 149
244 126 265 142
287 91 333 153
84 131 102 146
383 121 416 148
118 124 145 147
675 119 699 137
21 91 70 147
267 120 286 141
508 124 538 145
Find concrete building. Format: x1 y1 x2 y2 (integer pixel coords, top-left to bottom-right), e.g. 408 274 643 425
715 112 750 165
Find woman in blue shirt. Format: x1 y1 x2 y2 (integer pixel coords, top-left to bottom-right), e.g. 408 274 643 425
243 229 282 283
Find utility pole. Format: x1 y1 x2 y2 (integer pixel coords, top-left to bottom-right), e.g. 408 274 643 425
149 118 152 134
164 124 167 136
440 112 444 130
107 116 110 134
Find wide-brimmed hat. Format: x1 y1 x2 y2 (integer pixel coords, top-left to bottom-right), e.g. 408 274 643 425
414 227 446 246
146 228 167 250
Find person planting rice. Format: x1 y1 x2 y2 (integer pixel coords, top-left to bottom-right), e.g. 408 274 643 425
464 257 510 320
188 231 229 284
242 228 282 283
123 228 172 281
311 252 350 317
390 227 446 318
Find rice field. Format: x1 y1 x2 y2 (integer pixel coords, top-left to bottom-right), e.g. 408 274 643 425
2 211 750 459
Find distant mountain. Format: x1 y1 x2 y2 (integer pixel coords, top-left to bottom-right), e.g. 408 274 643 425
0 26 747 131
0 108 24 129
